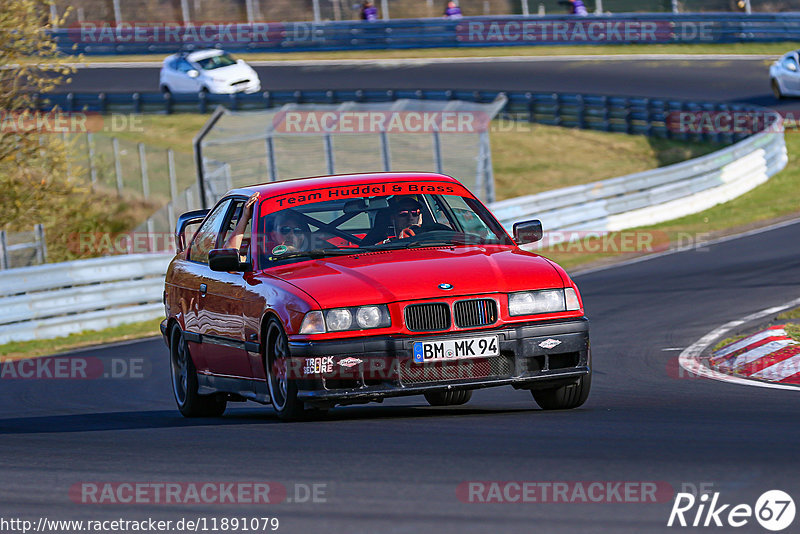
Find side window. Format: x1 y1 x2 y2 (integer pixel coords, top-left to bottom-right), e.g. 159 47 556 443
219 199 251 258
188 199 232 264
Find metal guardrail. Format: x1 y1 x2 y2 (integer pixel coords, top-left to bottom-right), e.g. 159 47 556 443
0 253 171 344
39 89 754 144
490 125 788 233
52 14 800 55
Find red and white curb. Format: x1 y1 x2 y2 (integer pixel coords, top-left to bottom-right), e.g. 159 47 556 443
709 325 800 384
679 297 800 392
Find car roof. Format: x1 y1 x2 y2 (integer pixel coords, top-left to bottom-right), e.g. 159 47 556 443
225 172 466 200
187 49 225 61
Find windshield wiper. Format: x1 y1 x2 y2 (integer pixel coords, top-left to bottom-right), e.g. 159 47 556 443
275 248 363 260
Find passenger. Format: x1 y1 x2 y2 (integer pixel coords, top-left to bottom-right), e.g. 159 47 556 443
223 192 259 259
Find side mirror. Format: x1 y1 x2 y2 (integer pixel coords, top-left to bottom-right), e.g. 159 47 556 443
513 220 543 244
237 58 245 65
209 248 251 272
790 63 799 72
187 69 200 78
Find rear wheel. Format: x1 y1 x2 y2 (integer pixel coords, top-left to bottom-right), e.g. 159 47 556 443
772 79 784 100
265 318 304 421
532 371 591 410
169 324 227 417
424 389 472 406
161 84 171 95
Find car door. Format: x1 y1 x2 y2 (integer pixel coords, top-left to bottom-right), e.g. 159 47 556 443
173 58 200 93
190 197 256 380
780 54 800 94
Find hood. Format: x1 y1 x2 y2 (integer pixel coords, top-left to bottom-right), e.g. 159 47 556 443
263 246 566 309
203 63 255 80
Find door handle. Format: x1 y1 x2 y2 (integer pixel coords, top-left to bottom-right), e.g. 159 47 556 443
199 283 207 297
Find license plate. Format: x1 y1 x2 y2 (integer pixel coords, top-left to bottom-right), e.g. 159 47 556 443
413 336 499 363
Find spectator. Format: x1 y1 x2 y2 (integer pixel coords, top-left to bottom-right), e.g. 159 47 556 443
443 1 462 19
560 0 589 15
360 1 378 21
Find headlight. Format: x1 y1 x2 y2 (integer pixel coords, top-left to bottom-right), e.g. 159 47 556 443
326 308 353 331
508 289 567 316
300 305 391 334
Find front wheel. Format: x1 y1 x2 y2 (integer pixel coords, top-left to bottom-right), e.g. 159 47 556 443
772 79 784 100
265 318 304 421
169 324 227 417
424 389 472 406
532 371 591 410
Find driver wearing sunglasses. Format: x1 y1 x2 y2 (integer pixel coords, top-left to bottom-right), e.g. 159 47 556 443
268 209 310 252
390 197 423 240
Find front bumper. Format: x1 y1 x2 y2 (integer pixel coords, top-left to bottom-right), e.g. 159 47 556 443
289 318 590 404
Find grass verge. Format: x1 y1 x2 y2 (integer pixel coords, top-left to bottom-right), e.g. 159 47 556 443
712 335 748 353
786 324 800 343
778 307 800 321
0 318 163 362
63 42 800 64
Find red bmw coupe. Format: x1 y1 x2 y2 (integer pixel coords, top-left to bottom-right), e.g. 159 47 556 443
161 172 590 420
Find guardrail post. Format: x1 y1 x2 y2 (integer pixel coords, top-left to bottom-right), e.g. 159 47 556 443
380 131 391 171
112 137 123 196
66 92 74 112
34 224 47 264
576 95 586 129
266 135 278 182
624 98 632 134
432 131 443 174
601 96 610 131
552 94 561 126
146 217 155 253
263 91 272 109
324 134 335 175
0 230 8 270
87 132 98 190
164 92 173 115
526 93 535 123
132 92 141 113
98 92 107 114
138 142 150 201
168 149 179 232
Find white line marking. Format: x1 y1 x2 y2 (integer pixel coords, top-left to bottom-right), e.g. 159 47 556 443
678 297 800 392
713 328 787 359
662 347 684 351
721 340 794 372
752 355 800 381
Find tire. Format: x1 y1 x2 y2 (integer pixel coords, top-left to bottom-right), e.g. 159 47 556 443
424 389 472 406
161 85 171 95
169 324 227 417
772 79 784 100
265 318 305 421
532 371 591 410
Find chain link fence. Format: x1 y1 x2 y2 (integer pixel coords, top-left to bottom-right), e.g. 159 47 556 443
51 0 800 26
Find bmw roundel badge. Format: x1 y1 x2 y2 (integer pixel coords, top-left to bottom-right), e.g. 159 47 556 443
438 283 453 290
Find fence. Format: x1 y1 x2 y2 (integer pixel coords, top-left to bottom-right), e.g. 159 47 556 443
0 254 171 344
52 13 800 55
0 226 48 271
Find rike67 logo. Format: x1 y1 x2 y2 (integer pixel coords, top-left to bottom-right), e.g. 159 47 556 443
668 490 795 531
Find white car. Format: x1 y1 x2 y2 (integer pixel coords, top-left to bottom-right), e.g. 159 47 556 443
770 50 800 99
159 50 261 95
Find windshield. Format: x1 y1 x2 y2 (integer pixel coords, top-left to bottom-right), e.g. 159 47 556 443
254 190 513 267
195 53 237 70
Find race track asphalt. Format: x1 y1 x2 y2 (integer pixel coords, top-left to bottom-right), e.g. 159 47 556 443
2 219 800 533
62 57 787 109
